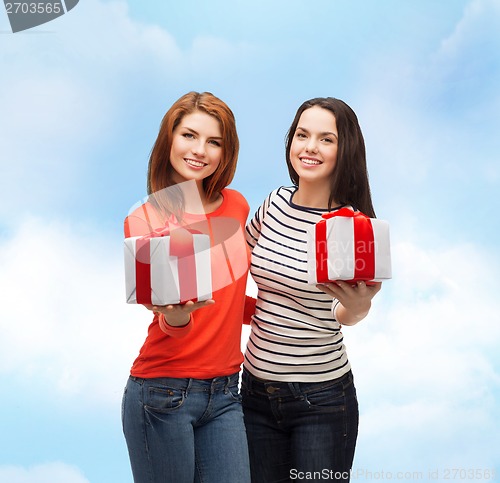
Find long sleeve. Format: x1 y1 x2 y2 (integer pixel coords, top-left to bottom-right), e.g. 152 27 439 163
158 313 193 338
243 295 257 325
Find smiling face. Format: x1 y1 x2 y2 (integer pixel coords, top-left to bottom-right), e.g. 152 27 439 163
289 106 338 190
169 110 223 186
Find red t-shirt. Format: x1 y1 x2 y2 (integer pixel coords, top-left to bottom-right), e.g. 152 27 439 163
124 188 254 379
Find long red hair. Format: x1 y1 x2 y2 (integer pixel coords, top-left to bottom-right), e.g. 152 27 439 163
147 92 239 216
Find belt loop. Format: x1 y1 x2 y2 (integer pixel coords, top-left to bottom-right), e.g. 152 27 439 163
243 368 253 393
249 371 256 393
287 382 300 398
210 378 215 395
224 375 231 393
130 376 144 385
186 378 193 396
342 370 353 390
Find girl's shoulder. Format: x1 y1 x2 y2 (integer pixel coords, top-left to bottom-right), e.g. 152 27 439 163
219 188 250 219
265 185 295 208
274 185 295 199
222 188 248 206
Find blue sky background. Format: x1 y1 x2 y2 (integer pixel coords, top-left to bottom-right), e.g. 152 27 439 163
1 1 499 482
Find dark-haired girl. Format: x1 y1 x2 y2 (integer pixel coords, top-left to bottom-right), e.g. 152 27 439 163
242 98 382 482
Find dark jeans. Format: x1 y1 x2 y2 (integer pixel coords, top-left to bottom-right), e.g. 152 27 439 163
241 368 359 483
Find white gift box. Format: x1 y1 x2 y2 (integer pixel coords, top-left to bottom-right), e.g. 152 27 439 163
124 229 212 305
307 208 392 284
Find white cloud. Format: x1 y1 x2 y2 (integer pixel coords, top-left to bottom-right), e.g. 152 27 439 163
429 0 500 120
0 73 110 215
343 239 500 470
54 0 183 73
0 217 147 407
436 0 500 62
0 462 89 483
353 0 500 226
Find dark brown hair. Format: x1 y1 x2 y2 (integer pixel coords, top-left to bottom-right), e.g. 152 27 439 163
147 91 239 216
285 97 375 217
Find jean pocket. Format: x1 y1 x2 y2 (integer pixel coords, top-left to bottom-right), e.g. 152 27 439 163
304 384 346 411
145 385 186 413
225 382 242 403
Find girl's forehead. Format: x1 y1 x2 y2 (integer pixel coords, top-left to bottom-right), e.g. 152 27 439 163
298 107 337 131
178 111 221 133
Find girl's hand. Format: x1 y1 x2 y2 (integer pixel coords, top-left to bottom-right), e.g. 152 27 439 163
317 281 382 326
144 299 215 327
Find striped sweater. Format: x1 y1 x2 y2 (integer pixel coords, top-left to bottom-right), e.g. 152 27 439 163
244 186 351 383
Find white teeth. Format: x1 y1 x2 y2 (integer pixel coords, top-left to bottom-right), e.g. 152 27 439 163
185 159 206 167
301 158 321 165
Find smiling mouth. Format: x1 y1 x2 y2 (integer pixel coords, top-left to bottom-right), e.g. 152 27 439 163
300 157 322 166
184 158 207 168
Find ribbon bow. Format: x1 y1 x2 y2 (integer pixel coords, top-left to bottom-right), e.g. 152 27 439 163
321 207 366 220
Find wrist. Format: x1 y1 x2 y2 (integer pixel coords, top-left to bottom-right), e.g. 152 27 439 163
336 305 369 326
159 312 190 328
157 313 193 337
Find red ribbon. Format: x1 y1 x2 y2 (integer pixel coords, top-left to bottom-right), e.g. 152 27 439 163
135 226 201 304
135 236 153 304
315 217 329 283
170 227 198 303
315 208 375 283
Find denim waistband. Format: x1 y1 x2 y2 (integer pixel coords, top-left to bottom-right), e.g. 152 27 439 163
241 368 353 398
129 372 239 393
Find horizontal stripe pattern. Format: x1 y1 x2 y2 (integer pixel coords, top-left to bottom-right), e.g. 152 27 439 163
244 186 351 382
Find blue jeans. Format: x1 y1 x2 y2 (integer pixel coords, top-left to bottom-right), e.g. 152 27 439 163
241 368 358 483
122 373 251 483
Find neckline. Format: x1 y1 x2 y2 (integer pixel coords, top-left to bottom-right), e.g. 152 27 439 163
288 186 344 212
184 189 228 219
